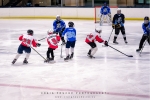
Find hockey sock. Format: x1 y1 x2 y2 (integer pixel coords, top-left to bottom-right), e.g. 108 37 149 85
123 34 126 40
14 53 21 59
91 47 98 56
25 53 30 60
71 47 74 54
51 50 54 58
113 36 117 42
66 48 69 56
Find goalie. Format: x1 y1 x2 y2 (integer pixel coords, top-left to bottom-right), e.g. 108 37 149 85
100 2 111 25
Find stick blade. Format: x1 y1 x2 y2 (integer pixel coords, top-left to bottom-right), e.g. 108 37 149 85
128 55 133 57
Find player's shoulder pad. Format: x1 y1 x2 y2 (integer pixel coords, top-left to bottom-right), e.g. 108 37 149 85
114 14 118 16
121 13 125 16
60 20 65 23
53 20 57 23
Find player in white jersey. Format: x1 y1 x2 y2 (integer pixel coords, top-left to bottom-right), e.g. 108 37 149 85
45 29 60 62
85 27 108 58
12 29 41 64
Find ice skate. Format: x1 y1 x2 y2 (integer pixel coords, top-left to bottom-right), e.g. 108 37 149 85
64 55 70 61
113 41 119 44
88 55 95 59
23 58 28 64
124 40 128 44
70 53 74 59
12 59 17 64
136 48 141 52
44 58 50 63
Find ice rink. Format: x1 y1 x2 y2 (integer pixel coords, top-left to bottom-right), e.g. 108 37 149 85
0 19 149 100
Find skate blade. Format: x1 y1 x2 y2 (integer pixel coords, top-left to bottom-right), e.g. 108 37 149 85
87 55 95 59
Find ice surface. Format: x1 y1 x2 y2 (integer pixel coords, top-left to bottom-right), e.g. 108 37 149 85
0 19 149 100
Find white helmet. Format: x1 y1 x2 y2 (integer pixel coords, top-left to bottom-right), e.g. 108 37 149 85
95 27 102 33
47 29 53 35
56 15 61 21
117 8 121 11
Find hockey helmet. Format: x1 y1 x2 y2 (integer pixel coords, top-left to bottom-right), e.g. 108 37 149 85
144 16 149 24
104 2 107 6
117 8 121 14
68 21 74 27
47 29 53 35
56 15 61 21
27 29 33 35
95 27 102 33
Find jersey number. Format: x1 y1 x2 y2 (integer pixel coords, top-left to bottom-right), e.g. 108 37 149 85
88 34 93 39
51 38 57 45
57 23 61 28
23 38 31 45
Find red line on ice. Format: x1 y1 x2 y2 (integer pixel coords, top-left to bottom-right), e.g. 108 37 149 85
0 83 149 98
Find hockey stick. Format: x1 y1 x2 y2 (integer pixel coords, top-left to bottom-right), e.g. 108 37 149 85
60 44 63 58
30 46 47 60
38 37 46 41
38 28 60 41
108 29 114 43
102 29 114 47
108 45 133 57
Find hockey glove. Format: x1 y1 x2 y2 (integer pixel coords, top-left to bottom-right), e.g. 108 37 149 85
36 43 41 47
61 27 65 33
104 41 108 46
112 24 115 29
116 24 121 28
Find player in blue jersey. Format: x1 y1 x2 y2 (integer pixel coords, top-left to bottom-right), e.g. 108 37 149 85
62 21 76 61
136 16 150 52
53 15 66 45
100 2 111 25
112 8 128 44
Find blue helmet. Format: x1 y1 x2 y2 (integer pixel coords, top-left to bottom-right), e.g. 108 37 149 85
104 2 107 6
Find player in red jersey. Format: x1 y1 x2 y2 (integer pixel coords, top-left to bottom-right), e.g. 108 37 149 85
12 29 41 64
45 29 60 62
85 27 108 58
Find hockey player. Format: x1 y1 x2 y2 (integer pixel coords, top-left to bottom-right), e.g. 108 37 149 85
62 21 76 61
45 29 60 62
53 15 66 45
100 2 111 25
85 27 108 58
112 8 128 44
12 29 41 64
136 16 150 52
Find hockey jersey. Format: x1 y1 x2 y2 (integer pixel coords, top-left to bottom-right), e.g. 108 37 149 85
113 14 125 27
19 34 37 47
100 6 111 15
62 27 76 41
47 34 60 49
53 20 66 32
85 32 104 43
142 22 150 35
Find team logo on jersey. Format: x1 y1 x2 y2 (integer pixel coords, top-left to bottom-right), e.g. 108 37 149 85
57 23 61 28
146 26 150 32
103 8 108 12
118 17 122 23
